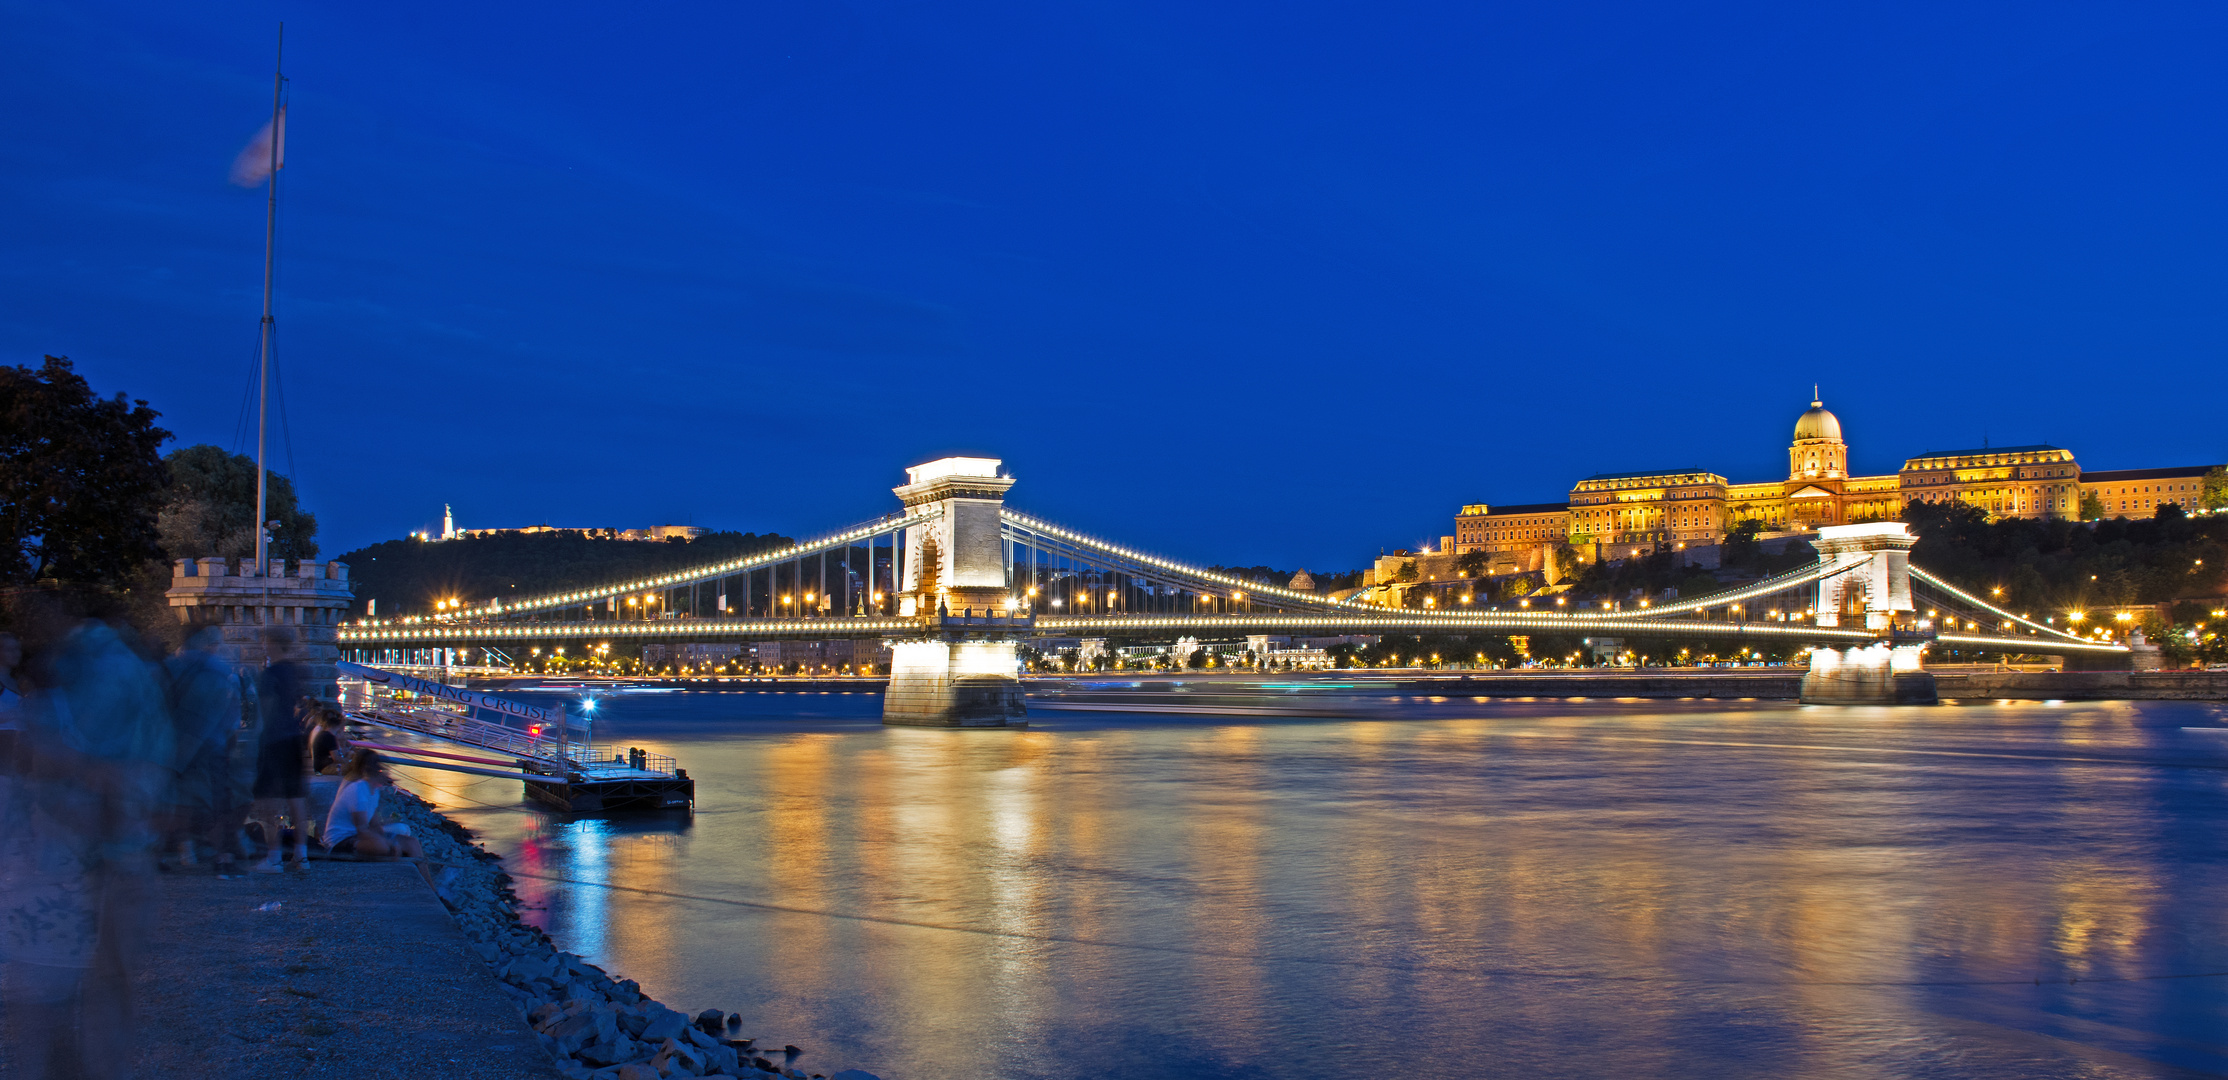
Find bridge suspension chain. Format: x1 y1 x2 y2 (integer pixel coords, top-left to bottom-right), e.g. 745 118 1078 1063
1908 567 2089 644
446 508 939 622
1592 561 1831 621
999 509 1365 612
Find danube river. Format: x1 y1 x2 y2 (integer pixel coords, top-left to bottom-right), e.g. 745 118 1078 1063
398 689 2228 1079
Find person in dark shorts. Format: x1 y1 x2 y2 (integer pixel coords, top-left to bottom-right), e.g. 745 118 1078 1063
249 627 310 873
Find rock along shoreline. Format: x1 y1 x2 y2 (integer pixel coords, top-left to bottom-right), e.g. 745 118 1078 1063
377 785 879 1080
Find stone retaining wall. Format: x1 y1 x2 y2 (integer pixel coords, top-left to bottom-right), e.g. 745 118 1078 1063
1934 670 2228 700
1395 670 2228 701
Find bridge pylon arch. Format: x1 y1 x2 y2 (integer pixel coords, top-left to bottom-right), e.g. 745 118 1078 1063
1800 522 1936 704
883 457 1030 727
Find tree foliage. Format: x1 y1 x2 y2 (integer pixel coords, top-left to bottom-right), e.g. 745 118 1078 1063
1720 519 1764 568
1205 564 1364 593
1904 500 2225 614
339 529 797 617
158 444 318 563
0 356 171 585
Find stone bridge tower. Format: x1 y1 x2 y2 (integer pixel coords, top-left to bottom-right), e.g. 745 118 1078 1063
166 557 355 703
894 457 1014 617
1799 522 1935 705
885 457 1029 727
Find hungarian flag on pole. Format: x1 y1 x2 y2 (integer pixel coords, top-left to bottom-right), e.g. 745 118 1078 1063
230 107 286 187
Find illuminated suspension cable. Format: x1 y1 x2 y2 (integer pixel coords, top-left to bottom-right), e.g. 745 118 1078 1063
447 508 940 620
1000 509 1366 610
1935 633 2125 654
1909 567 2088 644
1594 562 1831 620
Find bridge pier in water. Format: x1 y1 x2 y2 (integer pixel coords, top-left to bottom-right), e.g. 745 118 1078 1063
1798 523 1939 705
883 457 1030 727
885 639 1028 726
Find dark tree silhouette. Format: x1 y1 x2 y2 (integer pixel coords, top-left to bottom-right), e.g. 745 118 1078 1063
159 444 318 562
0 356 171 585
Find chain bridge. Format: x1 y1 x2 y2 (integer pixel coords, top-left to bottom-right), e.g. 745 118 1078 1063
337 457 2130 724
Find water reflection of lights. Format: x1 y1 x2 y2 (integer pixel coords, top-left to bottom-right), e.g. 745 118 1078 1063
385 692 2228 1079
564 821 611 960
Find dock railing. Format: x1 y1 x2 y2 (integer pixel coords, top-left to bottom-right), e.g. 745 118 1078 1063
563 746 679 778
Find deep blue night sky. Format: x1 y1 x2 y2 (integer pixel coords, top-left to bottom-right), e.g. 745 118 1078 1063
6 2 2225 569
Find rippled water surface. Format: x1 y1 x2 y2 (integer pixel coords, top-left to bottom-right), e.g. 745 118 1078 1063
400 691 2228 1079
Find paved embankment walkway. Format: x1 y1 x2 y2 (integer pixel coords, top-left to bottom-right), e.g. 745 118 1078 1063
127 785 868 1080
134 861 556 1080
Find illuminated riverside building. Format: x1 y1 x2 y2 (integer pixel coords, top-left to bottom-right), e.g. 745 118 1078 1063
1898 445 2081 518
2081 466 2215 517
1455 394 2219 570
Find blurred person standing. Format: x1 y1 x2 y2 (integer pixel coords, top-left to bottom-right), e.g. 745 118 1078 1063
249 626 311 873
2 619 175 1079
165 622 244 876
0 630 24 774
309 706 347 775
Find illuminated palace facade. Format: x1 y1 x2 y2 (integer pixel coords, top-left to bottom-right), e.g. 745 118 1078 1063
1454 395 2216 572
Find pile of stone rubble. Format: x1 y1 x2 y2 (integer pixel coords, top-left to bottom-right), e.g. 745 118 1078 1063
381 787 881 1080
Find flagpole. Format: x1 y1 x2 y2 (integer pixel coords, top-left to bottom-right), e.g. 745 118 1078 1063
255 24 283 577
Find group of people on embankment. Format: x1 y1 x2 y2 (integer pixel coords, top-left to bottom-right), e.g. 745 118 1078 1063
0 604 428 1079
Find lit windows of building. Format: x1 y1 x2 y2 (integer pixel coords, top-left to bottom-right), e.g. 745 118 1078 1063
1897 445 2080 521
1448 393 2221 574
2079 466 2216 519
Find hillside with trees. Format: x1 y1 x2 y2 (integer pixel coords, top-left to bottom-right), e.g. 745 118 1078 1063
1904 500 2226 664
1904 501 2225 611
1208 564 1366 593
339 529 795 619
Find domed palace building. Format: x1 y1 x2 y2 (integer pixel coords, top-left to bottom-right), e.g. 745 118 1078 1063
1452 393 2218 574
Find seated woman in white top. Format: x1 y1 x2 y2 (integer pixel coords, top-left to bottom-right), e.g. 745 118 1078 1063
323 749 430 880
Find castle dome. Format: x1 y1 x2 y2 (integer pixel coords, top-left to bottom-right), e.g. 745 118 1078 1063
1793 394 1842 442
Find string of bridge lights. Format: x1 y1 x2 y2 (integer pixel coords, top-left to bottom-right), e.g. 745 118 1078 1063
347 500 2130 658
340 612 2130 654
401 509 941 624
996 510 1369 610
1907 566 2091 644
340 618 926 643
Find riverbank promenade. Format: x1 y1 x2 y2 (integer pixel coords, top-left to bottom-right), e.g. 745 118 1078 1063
130 862 556 1079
